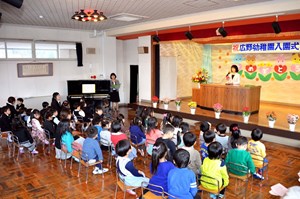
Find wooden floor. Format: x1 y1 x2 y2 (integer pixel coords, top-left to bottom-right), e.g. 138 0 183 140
0 107 299 199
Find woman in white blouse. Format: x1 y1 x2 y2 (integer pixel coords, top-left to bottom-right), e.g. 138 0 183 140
226 65 240 85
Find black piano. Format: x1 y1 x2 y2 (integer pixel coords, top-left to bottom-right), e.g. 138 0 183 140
67 80 110 110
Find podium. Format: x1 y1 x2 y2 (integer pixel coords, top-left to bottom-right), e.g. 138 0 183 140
192 84 261 114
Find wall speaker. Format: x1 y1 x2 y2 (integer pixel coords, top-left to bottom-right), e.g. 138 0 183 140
153 35 160 43
76 43 83 67
2 0 24 9
272 21 281 34
185 31 193 40
138 46 149 54
217 27 227 37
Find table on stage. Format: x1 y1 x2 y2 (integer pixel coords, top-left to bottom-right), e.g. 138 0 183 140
192 84 261 114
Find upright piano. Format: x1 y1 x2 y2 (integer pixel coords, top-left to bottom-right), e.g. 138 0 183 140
67 80 110 109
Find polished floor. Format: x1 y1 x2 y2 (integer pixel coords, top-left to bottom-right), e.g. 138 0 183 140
0 107 299 199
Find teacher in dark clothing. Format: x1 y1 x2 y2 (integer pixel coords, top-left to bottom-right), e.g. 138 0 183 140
51 92 61 114
110 73 121 112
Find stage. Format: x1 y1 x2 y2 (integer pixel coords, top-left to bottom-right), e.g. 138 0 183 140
128 101 300 140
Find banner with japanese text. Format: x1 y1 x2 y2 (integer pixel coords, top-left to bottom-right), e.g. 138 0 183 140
232 40 300 54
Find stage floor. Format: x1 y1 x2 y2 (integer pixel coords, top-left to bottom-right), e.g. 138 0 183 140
129 100 300 139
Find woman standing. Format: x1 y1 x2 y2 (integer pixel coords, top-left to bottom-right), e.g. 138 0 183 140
109 73 121 112
226 65 240 85
51 92 62 114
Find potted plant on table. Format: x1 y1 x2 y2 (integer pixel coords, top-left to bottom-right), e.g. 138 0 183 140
152 96 159 108
191 68 209 88
266 111 277 128
162 97 170 110
213 103 223 119
175 98 182 111
287 114 299 132
188 101 197 115
242 107 250 124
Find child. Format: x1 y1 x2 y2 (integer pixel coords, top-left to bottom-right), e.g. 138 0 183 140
160 112 173 131
200 121 211 144
116 139 149 195
117 113 126 133
30 109 49 144
129 116 146 156
141 107 154 130
40 101 49 120
248 128 267 178
51 108 60 126
182 132 201 176
99 119 111 148
200 130 215 162
6 96 17 117
11 118 38 154
16 98 25 113
146 117 163 155
82 126 108 175
94 105 104 119
177 122 190 148
168 149 198 199
215 123 229 153
171 115 183 146
92 116 102 142
228 124 241 150
24 108 32 128
44 110 56 139
225 136 256 176
148 141 175 195
60 119 74 156
102 99 112 119
201 142 229 199
73 102 85 123
157 124 176 161
0 106 12 132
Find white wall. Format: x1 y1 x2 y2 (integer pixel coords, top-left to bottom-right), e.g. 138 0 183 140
0 24 117 108
138 36 152 102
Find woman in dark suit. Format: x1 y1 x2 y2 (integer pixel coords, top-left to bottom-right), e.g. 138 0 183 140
51 92 61 114
110 73 121 112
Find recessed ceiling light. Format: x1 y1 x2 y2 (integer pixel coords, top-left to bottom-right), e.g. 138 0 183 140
39 15 44 19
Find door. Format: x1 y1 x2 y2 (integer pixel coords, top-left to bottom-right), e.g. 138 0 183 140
130 65 139 103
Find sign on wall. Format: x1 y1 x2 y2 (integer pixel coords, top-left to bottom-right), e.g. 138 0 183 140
232 40 300 54
17 63 53 77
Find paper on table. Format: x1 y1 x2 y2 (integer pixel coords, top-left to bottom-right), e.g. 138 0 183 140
270 183 288 196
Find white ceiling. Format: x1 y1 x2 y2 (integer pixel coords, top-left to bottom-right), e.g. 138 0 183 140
0 0 272 31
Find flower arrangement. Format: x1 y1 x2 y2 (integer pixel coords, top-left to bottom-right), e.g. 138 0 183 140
191 68 209 84
152 96 159 103
287 114 299 124
188 101 197 109
175 98 181 106
242 107 250 117
266 111 277 121
213 103 223 113
162 97 170 104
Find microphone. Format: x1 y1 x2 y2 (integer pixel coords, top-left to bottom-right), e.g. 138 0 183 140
226 72 230 77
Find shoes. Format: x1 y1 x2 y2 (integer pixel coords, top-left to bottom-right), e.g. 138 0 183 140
253 173 264 180
126 189 136 196
88 159 96 164
209 194 224 199
93 167 109 175
31 149 39 154
19 148 24 154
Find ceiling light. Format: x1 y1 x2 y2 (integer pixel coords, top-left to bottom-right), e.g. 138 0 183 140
72 9 107 22
39 15 44 19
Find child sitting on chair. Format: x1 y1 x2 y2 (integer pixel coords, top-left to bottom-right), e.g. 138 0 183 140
225 136 256 176
30 109 49 145
129 116 146 156
215 123 229 154
248 128 268 180
168 149 198 199
146 117 163 155
201 142 229 199
116 139 149 195
82 126 108 175
200 130 215 162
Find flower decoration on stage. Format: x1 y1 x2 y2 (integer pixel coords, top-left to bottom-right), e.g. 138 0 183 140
175 98 181 106
242 107 250 117
287 114 299 124
266 111 277 121
162 97 170 104
213 103 223 113
152 96 159 103
188 101 197 109
191 68 209 84
258 62 273 82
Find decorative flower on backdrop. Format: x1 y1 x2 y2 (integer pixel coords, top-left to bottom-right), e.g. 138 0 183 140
291 65 300 73
191 68 209 84
152 96 159 103
245 65 257 73
242 107 250 117
188 101 197 108
162 97 170 104
287 114 299 124
213 103 223 113
266 111 277 121
175 98 181 106
258 63 272 75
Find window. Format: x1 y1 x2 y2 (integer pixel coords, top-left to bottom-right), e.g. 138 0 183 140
59 43 76 59
6 41 32 58
0 42 5 58
35 43 58 59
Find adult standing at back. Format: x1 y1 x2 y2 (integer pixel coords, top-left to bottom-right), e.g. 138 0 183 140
109 73 121 112
51 92 61 114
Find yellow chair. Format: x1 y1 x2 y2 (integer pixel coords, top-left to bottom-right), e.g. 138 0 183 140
114 170 140 199
199 174 226 199
141 181 165 199
226 162 253 198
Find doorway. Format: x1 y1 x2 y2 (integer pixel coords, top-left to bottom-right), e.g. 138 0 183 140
130 65 139 103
